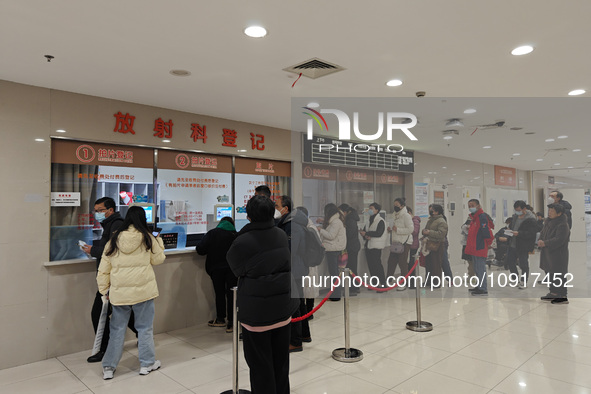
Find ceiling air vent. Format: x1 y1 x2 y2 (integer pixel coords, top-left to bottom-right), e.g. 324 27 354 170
283 58 345 79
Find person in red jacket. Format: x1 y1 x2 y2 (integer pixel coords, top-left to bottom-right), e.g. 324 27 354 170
465 199 494 296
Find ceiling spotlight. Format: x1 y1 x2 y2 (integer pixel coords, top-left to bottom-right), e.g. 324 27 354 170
545 138 555 142
386 79 403 87
568 89 586 96
169 70 191 77
558 135 568 139
511 45 534 56
35 138 45 142
483 146 492 149
244 26 267 38
56 129 66 133
463 108 477 114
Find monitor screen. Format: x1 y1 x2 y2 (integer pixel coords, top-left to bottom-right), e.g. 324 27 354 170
216 206 233 221
142 205 154 223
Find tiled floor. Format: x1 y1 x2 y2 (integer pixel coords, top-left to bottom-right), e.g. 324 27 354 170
3 259 591 393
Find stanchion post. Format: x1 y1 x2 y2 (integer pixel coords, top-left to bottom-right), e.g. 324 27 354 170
221 287 250 394
332 268 363 362
406 253 433 332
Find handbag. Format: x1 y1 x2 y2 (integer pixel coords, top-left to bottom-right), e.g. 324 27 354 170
390 242 405 254
337 250 348 268
426 240 441 251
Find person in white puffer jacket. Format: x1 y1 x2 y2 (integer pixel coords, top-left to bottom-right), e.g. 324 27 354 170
360 202 388 288
318 203 346 301
386 198 414 290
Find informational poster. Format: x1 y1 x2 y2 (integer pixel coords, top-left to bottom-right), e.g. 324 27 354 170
491 199 497 218
363 191 374 204
433 190 445 207
503 199 508 218
51 192 81 207
414 183 429 218
585 194 591 212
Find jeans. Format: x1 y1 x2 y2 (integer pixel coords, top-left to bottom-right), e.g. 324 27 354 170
91 291 137 352
102 299 156 369
505 247 530 284
441 244 453 279
472 256 488 292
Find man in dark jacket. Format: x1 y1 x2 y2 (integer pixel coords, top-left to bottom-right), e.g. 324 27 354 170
549 191 572 229
502 201 538 289
82 197 137 363
539 203 571 304
276 195 311 353
227 195 299 394
196 217 237 332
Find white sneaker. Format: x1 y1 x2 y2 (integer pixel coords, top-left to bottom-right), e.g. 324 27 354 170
140 360 161 375
396 285 406 291
103 367 115 380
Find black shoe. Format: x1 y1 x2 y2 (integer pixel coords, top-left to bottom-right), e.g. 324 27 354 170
471 289 488 296
87 351 105 363
541 293 558 301
551 298 569 304
208 319 226 327
329 297 341 301
289 344 303 353
302 336 312 343
468 287 478 293
239 333 243 341
307 314 314 320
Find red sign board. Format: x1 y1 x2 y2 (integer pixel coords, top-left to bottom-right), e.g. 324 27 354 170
494 165 516 187
302 165 337 181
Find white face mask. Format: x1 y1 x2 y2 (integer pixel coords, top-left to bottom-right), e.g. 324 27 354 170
547 197 555 204
274 209 282 219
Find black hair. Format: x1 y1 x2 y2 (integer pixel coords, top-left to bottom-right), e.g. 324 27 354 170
525 204 534 211
394 197 406 206
338 203 350 212
254 185 272 198
536 212 544 218
279 195 293 212
431 204 444 216
95 197 116 211
548 203 565 214
296 206 309 217
407 206 413 214
555 191 563 200
468 199 480 205
323 203 341 229
105 206 153 257
514 200 527 209
220 216 235 226
246 195 275 223
505 217 513 224
369 202 382 212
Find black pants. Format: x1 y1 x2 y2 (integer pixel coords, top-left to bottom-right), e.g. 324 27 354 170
550 254 569 297
506 247 530 283
209 268 238 322
290 298 311 346
91 291 137 353
242 324 291 394
365 248 386 286
325 251 341 298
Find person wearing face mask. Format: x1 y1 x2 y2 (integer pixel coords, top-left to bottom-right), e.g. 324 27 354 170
387 198 414 291
360 202 388 290
465 199 494 296
318 203 347 300
548 191 572 229
83 197 137 363
501 200 538 289
421 205 448 288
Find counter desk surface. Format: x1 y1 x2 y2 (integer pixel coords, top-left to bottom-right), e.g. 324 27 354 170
43 247 197 267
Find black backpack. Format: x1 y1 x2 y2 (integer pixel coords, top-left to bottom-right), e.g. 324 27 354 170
304 226 325 267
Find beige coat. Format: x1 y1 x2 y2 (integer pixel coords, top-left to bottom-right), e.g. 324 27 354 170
319 213 347 251
97 226 166 305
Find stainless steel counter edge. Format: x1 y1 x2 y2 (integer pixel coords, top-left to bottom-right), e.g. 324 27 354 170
43 248 197 267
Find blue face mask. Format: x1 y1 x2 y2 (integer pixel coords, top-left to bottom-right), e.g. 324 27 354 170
368 209 375 216
515 210 524 216
469 207 477 214
95 212 106 223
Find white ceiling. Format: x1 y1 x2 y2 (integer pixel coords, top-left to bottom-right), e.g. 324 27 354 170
2 0 591 181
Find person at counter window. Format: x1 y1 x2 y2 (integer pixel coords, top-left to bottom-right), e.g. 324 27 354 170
360 202 388 290
227 195 299 394
83 197 138 363
195 216 237 333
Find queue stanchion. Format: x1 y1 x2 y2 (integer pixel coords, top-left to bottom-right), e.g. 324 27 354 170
406 254 433 332
332 268 363 362
221 287 250 394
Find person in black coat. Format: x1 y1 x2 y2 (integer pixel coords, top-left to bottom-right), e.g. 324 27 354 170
83 197 137 363
339 203 361 294
196 216 237 332
493 217 512 268
227 195 299 394
538 203 571 304
276 196 311 352
500 201 538 288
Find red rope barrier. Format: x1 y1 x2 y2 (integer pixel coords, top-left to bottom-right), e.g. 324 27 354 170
351 256 420 292
291 288 335 322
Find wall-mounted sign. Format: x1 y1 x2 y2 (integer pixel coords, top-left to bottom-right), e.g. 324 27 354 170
158 149 232 173
302 164 337 181
302 135 414 172
494 165 516 187
548 176 555 185
376 171 405 185
51 192 81 207
51 139 153 168
338 169 374 183
235 157 291 177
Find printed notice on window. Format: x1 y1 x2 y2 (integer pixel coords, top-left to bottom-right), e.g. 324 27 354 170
51 192 81 207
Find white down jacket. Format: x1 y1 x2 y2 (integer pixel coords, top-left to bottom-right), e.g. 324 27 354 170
391 207 414 244
319 213 347 252
97 226 166 306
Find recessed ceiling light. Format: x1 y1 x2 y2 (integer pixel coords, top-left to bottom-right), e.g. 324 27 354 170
545 138 555 142
585 170 590 173
465 169 471 172
443 136 453 140
307 102 320 108
452 173 457 176
558 135 568 139
386 79 403 87
170 69 191 77
442 166 447 169
56 129 66 133
536 159 543 161
568 166 574 169
162 139 171 143
554 163 561 166
237 149 248 152
519 382 527 388
464 108 477 114
511 45 534 55
513 153 520 156
568 89 586 96
573 149 582 152
483 146 492 149
244 26 267 38
34 138 44 142
573 334 579 338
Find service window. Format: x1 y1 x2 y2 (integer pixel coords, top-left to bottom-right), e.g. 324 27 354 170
302 164 337 222
338 169 375 213
234 157 291 231
50 140 153 261
157 150 232 245
375 171 405 214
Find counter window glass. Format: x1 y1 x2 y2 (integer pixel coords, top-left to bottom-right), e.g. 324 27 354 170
337 169 374 213
375 171 405 214
302 164 337 221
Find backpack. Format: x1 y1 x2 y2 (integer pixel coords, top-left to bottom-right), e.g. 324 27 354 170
304 226 325 267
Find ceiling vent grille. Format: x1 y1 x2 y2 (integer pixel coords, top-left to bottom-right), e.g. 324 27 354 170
283 58 345 79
